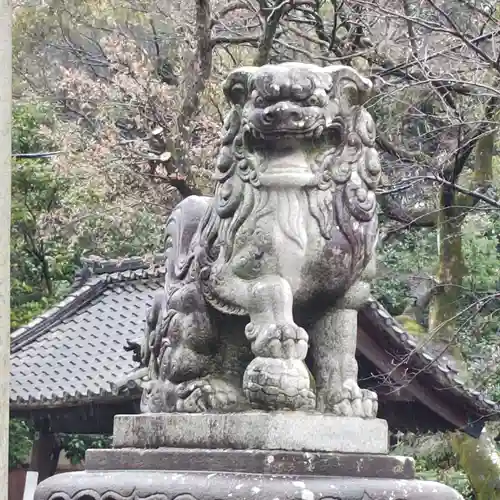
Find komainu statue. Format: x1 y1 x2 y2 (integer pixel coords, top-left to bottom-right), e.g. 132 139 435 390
138 62 382 418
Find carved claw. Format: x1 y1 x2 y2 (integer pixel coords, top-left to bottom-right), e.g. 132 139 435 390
175 377 248 412
324 379 378 418
245 322 309 359
140 379 175 413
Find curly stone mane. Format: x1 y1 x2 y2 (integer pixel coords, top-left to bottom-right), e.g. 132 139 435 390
195 64 381 292
307 104 381 277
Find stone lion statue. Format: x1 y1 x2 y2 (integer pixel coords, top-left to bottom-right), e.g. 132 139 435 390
137 62 382 418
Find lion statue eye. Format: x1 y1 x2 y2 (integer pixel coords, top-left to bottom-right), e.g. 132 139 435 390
254 95 265 107
307 95 322 106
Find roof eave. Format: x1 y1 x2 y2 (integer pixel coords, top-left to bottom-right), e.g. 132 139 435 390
359 299 499 436
10 388 142 412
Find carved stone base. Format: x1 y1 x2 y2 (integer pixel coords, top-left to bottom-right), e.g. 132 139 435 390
85 448 415 479
34 469 463 500
113 412 389 454
34 415 463 500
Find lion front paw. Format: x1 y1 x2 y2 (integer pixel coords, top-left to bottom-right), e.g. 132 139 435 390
323 379 378 418
245 322 309 359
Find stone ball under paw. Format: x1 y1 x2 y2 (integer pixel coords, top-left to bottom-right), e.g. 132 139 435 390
242 357 316 411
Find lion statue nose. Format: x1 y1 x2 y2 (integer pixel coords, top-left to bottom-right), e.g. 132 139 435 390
262 104 305 126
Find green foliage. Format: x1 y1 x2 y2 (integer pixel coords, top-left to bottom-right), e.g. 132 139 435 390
374 207 499 407
375 209 499 376
10 100 165 330
463 219 499 293
12 102 54 154
8 422 113 468
391 432 475 499
59 434 112 465
9 419 33 469
373 227 437 315
11 102 77 328
11 156 78 290
394 315 427 337
10 296 53 331
458 213 500 397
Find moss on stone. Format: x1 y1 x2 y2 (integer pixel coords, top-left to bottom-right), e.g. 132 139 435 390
394 314 427 338
451 429 500 500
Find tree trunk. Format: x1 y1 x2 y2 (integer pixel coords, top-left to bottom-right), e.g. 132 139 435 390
428 118 495 353
428 185 466 356
253 0 289 67
0 0 11 498
473 129 495 186
427 127 497 497
451 426 500 499
174 0 212 183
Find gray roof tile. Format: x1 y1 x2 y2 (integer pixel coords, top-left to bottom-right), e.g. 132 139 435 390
10 266 163 409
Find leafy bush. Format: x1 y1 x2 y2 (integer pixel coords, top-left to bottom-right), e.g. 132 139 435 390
9 419 33 469
391 432 475 499
59 434 112 465
373 227 437 315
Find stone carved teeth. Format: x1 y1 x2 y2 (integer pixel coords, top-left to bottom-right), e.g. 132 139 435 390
249 124 326 140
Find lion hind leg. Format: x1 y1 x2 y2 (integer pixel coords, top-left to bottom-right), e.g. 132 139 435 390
174 375 250 412
310 274 378 418
141 373 249 413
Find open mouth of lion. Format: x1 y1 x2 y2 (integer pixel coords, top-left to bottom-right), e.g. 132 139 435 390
242 120 345 187
243 121 344 154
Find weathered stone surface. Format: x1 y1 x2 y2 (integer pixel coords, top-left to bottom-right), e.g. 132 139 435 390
113 412 389 454
34 470 464 500
128 62 383 415
86 447 415 479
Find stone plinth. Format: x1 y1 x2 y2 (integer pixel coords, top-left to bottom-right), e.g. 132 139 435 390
35 469 463 500
34 412 464 500
86 448 414 479
113 412 389 454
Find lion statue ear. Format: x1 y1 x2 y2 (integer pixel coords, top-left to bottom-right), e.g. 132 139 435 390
223 66 258 106
323 65 373 105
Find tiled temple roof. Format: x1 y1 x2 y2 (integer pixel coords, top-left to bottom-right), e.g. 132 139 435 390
10 256 499 436
10 257 163 409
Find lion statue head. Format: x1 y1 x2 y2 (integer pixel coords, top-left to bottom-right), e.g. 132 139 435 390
196 62 381 294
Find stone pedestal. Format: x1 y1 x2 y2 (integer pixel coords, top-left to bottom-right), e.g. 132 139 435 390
34 412 464 500
112 412 390 454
